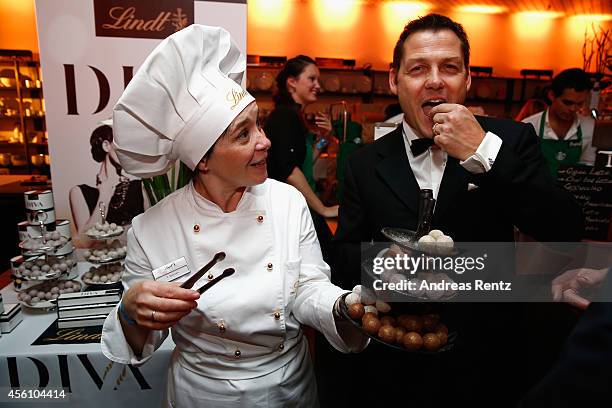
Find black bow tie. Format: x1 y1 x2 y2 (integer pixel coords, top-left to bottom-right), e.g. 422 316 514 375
410 138 435 156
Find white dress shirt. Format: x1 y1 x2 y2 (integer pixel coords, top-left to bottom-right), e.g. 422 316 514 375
401 120 503 199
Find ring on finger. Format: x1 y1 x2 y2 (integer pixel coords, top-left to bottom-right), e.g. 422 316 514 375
151 310 157 322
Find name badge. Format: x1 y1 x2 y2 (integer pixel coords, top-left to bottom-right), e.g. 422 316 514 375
152 257 191 282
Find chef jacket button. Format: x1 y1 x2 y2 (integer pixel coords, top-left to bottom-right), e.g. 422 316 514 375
267 263 273 271
208 273 214 280
218 322 226 333
257 215 264 223
278 343 284 351
273 311 281 320
234 349 241 358
193 224 200 233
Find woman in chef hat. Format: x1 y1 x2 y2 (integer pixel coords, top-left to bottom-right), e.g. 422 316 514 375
101 24 366 407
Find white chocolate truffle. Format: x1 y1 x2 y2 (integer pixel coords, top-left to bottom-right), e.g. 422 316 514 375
352 285 363 295
375 300 391 313
345 292 361 306
360 287 377 305
417 235 436 252
364 305 378 315
436 235 454 254
428 229 444 239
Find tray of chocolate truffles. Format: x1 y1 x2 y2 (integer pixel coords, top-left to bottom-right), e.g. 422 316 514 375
12 255 77 282
81 263 123 286
16 280 82 309
19 230 71 256
381 228 458 256
82 239 127 264
86 221 124 240
340 286 455 353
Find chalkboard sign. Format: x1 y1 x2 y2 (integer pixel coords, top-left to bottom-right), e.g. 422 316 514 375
557 164 612 241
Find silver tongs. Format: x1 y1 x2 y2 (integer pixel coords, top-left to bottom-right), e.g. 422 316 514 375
181 252 226 289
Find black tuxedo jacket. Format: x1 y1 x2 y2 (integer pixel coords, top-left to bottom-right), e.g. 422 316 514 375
333 115 584 288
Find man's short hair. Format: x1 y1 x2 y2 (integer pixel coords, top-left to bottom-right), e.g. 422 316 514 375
551 68 592 97
392 14 470 71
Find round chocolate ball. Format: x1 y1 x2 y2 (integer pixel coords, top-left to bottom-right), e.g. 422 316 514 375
377 325 396 343
422 314 440 332
394 326 406 343
402 332 423 350
380 316 396 327
401 315 423 333
348 303 365 320
422 333 442 351
436 331 448 346
362 316 381 335
435 323 449 335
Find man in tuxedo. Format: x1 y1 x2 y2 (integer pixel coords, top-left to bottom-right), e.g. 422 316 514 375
319 13 584 407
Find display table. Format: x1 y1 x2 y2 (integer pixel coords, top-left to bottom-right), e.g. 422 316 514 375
0 284 174 407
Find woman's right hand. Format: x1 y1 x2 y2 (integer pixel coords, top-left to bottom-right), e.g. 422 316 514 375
121 281 200 330
320 204 339 218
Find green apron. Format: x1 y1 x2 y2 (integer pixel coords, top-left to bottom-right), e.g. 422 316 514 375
538 110 583 177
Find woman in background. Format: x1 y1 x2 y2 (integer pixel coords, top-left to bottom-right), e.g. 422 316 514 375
265 55 337 263
69 122 145 234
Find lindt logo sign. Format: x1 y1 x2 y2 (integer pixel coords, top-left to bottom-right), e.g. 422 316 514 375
93 0 193 39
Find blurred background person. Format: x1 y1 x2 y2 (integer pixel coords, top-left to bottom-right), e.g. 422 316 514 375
522 68 597 176
265 55 337 264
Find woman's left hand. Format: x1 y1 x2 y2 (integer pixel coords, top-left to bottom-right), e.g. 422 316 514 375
315 112 333 138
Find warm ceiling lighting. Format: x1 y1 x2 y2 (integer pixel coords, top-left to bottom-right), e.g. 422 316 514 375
248 0 292 28
312 0 361 30
571 14 612 22
383 1 430 15
455 5 507 14
516 11 565 19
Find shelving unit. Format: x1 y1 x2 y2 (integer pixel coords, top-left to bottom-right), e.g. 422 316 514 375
0 49 48 175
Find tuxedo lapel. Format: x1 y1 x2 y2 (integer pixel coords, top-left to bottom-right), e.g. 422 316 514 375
434 115 490 221
434 156 470 221
375 129 420 215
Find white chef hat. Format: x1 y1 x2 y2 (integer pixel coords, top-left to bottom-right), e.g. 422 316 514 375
112 24 254 178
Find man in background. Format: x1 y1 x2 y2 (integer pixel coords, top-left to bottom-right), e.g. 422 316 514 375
522 68 596 176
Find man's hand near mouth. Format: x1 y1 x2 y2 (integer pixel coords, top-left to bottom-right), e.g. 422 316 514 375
429 103 486 161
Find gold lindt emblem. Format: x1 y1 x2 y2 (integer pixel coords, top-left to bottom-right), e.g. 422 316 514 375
227 88 248 110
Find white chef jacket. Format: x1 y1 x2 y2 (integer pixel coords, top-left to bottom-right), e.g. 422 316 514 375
101 179 366 407
522 110 597 164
